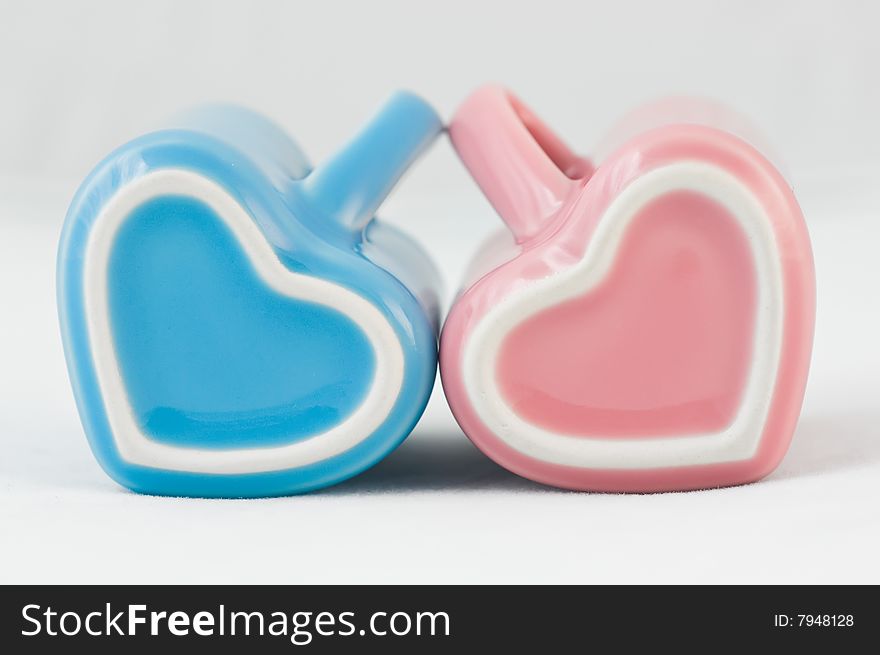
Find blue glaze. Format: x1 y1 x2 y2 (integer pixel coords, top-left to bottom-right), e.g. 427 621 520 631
109 196 375 448
58 92 442 497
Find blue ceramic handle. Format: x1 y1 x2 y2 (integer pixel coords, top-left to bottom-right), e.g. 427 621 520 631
301 91 442 229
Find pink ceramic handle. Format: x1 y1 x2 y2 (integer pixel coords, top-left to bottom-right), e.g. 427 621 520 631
449 85 593 242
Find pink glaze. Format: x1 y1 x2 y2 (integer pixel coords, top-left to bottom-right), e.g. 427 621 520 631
497 191 757 437
441 85 815 492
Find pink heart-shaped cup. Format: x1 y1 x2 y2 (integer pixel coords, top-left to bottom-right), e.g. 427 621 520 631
440 86 815 492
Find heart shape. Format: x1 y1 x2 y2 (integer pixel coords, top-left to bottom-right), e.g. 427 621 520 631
496 189 757 437
108 194 377 448
442 87 814 491
85 169 405 475
461 162 783 470
59 95 442 497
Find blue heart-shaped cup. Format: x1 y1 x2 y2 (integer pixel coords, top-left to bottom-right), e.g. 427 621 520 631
58 92 442 497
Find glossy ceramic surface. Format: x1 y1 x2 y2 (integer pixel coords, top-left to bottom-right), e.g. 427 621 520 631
58 92 442 497
441 85 815 492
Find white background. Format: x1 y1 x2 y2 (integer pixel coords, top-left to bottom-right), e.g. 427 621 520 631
1 0 878 583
